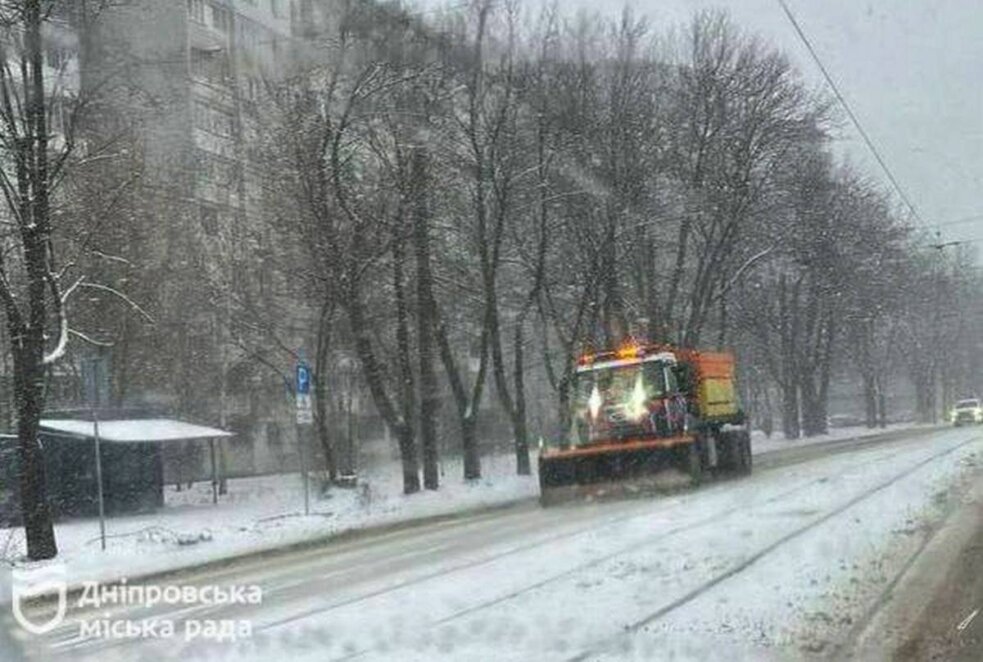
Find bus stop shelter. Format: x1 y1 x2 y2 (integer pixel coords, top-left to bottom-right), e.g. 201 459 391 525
36 418 235 519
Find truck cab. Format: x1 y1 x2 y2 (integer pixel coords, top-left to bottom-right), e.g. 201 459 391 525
569 351 687 446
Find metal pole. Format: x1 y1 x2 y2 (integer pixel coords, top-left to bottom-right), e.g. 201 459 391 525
92 408 106 551
346 379 353 477
209 439 217 505
86 356 107 552
296 359 311 515
297 423 309 516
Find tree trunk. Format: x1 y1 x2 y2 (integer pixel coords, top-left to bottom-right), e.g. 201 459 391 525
313 300 338 481
14 344 58 559
876 375 888 428
601 218 626 344
13 0 58 561
435 317 482 481
913 369 933 423
799 374 827 436
511 323 530 475
411 147 440 490
716 294 728 349
345 262 419 493
461 414 481 480
781 381 800 439
778 275 800 439
392 224 420 494
863 374 877 428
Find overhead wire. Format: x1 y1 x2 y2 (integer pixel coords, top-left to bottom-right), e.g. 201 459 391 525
776 0 929 233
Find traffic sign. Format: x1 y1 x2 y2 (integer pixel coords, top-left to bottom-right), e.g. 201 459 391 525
296 393 313 425
296 362 311 396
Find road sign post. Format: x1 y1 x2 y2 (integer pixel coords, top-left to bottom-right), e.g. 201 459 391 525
82 357 109 551
296 361 312 516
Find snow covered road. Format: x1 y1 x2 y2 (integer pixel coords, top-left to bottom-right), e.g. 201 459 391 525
8 425 983 661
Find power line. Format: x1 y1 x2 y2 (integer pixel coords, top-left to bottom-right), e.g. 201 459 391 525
915 236 983 249
776 0 927 229
933 213 983 229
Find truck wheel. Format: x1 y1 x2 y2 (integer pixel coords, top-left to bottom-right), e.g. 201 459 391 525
684 441 703 485
716 431 737 472
736 432 752 476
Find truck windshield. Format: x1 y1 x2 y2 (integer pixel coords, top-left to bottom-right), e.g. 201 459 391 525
572 361 667 421
956 399 980 409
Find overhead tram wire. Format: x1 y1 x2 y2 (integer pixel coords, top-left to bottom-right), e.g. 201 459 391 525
775 0 928 231
932 214 983 228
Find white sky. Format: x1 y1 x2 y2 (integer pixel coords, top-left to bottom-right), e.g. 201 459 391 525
412 0 983 248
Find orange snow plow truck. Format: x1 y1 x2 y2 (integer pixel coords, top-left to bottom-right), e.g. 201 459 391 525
538 341 751 504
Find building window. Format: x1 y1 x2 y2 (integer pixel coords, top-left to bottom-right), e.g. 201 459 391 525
209 4 232 33
242 76 260 103
48 98 68 136
193 101 234 137
188 0 205 23
44 45 71 71
198 204 218 236
190 47 230 85
194 149 237 204
237 18 261 49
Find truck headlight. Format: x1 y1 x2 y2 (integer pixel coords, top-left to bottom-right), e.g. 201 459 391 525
588 385 603 420
626 375 648 421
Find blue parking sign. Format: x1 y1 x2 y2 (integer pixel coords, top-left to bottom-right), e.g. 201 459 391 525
296 362 311 395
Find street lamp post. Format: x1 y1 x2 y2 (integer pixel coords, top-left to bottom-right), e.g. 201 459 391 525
930 234 964 423
337 355 358 487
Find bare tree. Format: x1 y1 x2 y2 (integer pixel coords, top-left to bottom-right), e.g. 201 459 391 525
0 0 136 559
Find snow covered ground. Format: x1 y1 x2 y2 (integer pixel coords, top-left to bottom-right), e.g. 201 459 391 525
242 427 979 662
749 421 924 455
0 452 537 601
0 423 922 602
5 424 979 661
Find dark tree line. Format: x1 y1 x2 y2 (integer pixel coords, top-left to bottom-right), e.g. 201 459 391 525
251 2 980 494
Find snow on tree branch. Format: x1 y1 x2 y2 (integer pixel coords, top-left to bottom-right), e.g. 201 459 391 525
79 281 155 324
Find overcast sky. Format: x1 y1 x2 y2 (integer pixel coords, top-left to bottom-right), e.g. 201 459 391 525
412 0 983 248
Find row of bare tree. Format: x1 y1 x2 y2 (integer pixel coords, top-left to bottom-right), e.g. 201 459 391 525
246 2 982 494
2 1 978 560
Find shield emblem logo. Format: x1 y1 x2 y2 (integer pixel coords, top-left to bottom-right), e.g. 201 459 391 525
10 565 67 636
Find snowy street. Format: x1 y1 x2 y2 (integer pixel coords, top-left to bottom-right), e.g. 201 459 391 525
6 425 982 661
0 1 978 661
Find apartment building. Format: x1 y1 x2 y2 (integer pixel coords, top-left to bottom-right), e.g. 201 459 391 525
36 0 325 477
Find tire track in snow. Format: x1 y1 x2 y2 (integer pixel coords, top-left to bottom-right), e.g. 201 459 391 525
263 474 817 640
327 433 959 661
567 433 982 661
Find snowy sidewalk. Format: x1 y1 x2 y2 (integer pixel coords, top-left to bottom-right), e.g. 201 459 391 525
0 452 537 600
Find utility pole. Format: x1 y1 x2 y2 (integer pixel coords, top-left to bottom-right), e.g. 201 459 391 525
930 233 963 423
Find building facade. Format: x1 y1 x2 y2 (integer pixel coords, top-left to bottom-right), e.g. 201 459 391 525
33 1 324 478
